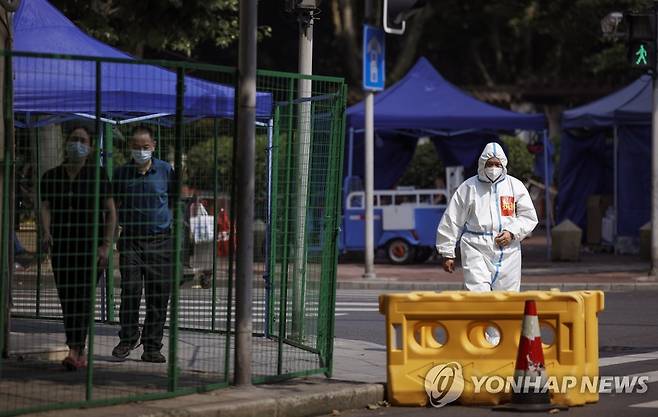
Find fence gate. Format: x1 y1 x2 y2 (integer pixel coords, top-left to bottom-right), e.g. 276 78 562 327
0 51 346 416
266 82 346 376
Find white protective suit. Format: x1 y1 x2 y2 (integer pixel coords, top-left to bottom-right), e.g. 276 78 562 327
436 142 538 292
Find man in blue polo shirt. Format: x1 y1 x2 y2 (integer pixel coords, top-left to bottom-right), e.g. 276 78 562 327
112 125 175 363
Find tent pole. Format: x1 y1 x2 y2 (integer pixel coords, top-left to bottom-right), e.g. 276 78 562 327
345 126 354 203
348 127 354 179
543 130 551 261
613 126 618 254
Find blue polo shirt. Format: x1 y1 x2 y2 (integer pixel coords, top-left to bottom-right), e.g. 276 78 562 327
114 158 175 237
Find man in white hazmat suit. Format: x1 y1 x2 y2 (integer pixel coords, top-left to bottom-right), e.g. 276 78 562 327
436 142 538 292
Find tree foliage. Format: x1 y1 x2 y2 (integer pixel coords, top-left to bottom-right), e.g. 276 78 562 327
262 0 652 100
50 0 269 57
502 136 534 182
49 0 653 98
398 140 443 189
185 134 269 197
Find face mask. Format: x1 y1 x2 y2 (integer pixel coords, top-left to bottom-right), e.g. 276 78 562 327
65 141 90 161
485 166 503 182
132 149 153 165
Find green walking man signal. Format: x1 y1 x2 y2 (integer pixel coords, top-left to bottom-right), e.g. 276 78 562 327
636 44 649 65
629 41 655 70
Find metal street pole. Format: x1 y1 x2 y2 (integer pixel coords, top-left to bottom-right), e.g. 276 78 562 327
363 0 376 279
651 1 658 276
291 9 314 339
363 92 376 279
235 0 257 386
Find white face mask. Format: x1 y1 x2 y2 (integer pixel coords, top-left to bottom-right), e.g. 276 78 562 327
132 149 153 165
65 141 90 161
485 166 503 182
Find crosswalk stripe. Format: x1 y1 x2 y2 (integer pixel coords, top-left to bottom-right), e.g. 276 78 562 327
630 400 658 408
626 370 658 384
599 351 658 367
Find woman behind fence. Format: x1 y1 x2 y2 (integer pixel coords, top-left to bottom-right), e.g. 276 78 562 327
40 126 117 370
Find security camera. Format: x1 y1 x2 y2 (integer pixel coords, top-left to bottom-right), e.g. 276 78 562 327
601 12 623 35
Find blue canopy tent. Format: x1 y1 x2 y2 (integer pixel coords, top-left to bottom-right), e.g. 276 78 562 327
345 58 550 184
12 0 272 126
559 75 651 243
344 57 551 254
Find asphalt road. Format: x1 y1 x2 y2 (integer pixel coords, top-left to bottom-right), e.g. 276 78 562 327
332 289 658 416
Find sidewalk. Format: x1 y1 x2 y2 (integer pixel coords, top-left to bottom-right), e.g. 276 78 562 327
15 337 387 417
336 235 657 291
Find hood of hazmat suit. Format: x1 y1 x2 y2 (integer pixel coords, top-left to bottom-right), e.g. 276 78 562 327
435 142 538 292
477 142 508 183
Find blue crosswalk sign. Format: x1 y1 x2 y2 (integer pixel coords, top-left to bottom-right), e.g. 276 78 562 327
363 24 385 91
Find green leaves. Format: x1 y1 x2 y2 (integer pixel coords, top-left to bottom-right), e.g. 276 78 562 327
51 0 257 57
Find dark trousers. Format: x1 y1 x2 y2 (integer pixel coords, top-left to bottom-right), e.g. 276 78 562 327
118 234 172 351
51 247 95 351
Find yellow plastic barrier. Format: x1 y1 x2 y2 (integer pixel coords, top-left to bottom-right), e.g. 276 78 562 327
578 290 604 404
379 290 604 407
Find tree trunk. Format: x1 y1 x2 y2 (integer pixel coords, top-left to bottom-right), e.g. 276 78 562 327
331 0 361 86
389 2 436 83
544 105 563 141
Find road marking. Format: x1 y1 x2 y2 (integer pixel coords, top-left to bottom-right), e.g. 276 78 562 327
336 302 379 306
599 351 658 367
626 370 658 384
630 400 658 408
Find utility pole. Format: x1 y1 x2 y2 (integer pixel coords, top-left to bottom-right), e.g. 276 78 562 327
291 2 316 340
234 0 257 386
363 0 377 280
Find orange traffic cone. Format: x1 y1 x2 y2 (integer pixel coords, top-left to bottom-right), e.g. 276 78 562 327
495 300 567 412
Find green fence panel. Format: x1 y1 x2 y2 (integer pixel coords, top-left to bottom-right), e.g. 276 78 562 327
0 50 345 416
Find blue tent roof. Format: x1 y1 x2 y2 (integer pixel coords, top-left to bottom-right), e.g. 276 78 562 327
13 0 272 120
346 57 546 133
562 75 652 128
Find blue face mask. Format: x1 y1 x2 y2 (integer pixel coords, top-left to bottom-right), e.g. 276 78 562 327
132 149 153 165
65 141 90 161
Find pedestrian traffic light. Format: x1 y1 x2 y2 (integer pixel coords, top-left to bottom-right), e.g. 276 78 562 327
629 41 655 69
383 0 426 35
627 13 656 71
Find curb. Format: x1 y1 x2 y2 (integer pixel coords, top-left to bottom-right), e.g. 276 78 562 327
335 280 658 292
141 382 385 417
522 264 649 276
23 381 385 417
187 384 384 417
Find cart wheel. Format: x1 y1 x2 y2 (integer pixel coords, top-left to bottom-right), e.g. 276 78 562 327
387 239 416 265
414 247 434 264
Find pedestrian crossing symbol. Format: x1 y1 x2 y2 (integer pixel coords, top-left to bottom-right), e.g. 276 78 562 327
636 44 648 65
629 41 655 70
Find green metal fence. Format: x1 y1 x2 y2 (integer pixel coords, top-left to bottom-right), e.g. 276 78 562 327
0 51 346 416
